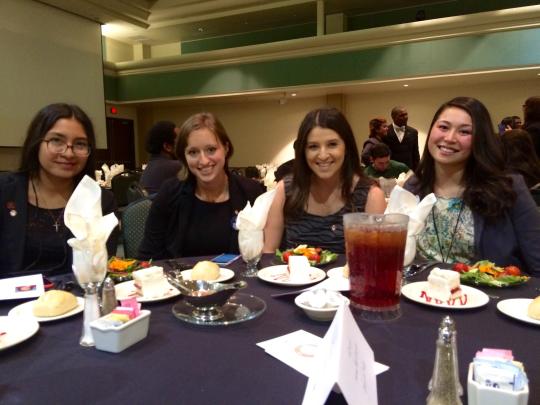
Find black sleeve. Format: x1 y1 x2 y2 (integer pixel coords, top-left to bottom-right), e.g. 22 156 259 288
412 129 420 171
100 189 119 256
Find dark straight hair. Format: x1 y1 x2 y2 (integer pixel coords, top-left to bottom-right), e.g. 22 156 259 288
285 107 372 218
416 96 515 218
19 103 97 185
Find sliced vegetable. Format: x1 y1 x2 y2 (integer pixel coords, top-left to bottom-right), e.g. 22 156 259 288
454 260 529 287
276 246 338 266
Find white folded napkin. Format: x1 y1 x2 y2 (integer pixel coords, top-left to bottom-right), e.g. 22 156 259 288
396 170 414 188
236 189 276 260
384 185 436 266
65 175 119 284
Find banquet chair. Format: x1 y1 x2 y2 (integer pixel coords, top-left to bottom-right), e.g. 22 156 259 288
111 171 142 207
121 197 152 258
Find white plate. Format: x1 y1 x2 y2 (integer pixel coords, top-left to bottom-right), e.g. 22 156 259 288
257 265 326 287
497 299 540 326
0 316 39 351
115 280 180 303
8 297 85 322
180 268 235 283
327 267 347 280
401 282 489 309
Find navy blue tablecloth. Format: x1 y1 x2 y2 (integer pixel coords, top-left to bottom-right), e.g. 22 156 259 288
0 255 538 405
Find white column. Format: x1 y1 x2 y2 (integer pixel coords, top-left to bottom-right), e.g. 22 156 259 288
317 0 325 36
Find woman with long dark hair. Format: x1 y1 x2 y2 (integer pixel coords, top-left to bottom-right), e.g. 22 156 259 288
264 107 386 253
502 129 540 189
405 97 540 274
138 112 263 259
0 103 118 277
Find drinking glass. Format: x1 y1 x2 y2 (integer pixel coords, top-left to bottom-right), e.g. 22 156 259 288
238 229 263 277
343 213 409 321
72 244 108 347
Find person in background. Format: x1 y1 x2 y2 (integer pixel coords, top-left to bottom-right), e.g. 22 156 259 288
501 129 540 189
139 121 183 195
364 143 409 179
264 107 386 254
523 96 540 158
0 103 118 278
404 96 540 274
138 112 263 260
361 117 388 166
498 115 522 135
384 106 420 171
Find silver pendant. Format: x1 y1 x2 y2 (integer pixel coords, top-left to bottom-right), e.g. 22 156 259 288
9 209 17 217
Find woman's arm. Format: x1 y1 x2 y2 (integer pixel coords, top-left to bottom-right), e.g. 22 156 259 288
365 185 387 214
263 180 286 253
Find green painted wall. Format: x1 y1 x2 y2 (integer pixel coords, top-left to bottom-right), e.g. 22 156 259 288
104 27 540 102
182 23 316 54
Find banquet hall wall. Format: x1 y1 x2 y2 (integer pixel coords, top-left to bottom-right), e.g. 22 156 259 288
130 77 531 169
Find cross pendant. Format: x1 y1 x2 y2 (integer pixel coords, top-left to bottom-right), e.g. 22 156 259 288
53 221 60 232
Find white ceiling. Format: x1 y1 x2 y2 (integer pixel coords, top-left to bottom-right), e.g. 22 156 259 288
39 0 442 45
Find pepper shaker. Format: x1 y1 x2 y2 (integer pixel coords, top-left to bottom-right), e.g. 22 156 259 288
427 316 463 405
101 277 117 316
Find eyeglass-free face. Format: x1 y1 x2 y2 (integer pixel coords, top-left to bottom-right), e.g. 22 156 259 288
38 118 90 181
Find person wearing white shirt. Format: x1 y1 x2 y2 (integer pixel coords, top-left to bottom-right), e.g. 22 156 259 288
384 106 420 170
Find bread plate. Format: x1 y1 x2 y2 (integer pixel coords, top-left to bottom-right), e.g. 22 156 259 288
0 316 40 351
8 297 84 323
497 298 540 326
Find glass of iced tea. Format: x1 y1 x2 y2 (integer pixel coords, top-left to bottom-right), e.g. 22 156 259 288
343 213 409 321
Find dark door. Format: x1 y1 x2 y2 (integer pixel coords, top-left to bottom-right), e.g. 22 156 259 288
105 117 136 169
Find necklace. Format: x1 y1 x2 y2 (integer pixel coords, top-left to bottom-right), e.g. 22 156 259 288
431 199 464 263
30 179 65 233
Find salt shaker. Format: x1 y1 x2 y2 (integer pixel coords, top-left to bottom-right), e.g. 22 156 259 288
101 277 117 316
426 316 463 405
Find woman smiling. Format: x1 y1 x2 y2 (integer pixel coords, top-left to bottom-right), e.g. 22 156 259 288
405 97 540 274
264 107 386 254
138 112 264 260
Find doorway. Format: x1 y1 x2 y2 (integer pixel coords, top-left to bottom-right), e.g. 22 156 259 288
98 117 136 169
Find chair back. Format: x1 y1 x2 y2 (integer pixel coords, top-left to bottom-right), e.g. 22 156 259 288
122 197 152 258
127 182 148 204
111 171 142 207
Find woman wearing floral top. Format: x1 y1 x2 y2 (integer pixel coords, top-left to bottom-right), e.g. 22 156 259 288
404 97 540 275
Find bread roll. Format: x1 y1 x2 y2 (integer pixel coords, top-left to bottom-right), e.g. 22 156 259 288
33 290 78 317
527 296 540 320
342 263 349 279
191 261 220 281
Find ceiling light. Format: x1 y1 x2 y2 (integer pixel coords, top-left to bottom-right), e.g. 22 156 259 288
197 27 204 32
403 84 409 87
291 93 297 97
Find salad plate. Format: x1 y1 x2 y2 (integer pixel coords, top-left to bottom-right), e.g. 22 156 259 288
180 268 234 283
454 261 529 288
0 316 40 351
115 280 180 303
401 282 489 309
8 297 84 322
276 245 338 266
497 299 540 326
257 265 326 287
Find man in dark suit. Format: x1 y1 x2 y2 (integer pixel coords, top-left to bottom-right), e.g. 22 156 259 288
384 106 420 171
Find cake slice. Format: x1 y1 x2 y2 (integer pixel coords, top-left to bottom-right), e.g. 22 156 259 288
132 266 170 298
287 255 311 282
427 268 462 301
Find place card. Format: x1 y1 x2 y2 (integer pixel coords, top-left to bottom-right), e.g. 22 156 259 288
257 305 387 405
0 274 44 300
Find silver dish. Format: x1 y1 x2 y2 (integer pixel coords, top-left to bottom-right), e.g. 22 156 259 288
172 293 266 325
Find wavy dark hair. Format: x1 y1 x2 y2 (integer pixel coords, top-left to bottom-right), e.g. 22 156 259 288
415 96 515 218
523 96 540 127
368 117 387 138
502 129 540 188
145 120 177 155
285 107 372 218
19 103 96 185
174 112 234 182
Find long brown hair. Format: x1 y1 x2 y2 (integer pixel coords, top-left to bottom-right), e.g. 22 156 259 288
285 107 371 218
502 129 540 188
174 112 234 182
415 96 515 218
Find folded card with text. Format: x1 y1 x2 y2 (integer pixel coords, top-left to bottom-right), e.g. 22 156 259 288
0 274 44 300
257 305 387 405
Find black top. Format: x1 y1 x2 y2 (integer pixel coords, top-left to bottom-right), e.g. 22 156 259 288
139 154 183 194
383 125 420 171
182 198 236 256
138 173 264 260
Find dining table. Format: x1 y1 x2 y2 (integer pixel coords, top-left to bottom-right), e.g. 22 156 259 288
0 254 538 405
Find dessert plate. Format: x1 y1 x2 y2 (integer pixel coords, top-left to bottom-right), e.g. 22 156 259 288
497 299 540 326
0 316 39 351
8 297 84 322
401 282 489 309
327 267 347 280
115 280 180 303
257 265 326 287
172 293 266 326
180 268 234 283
